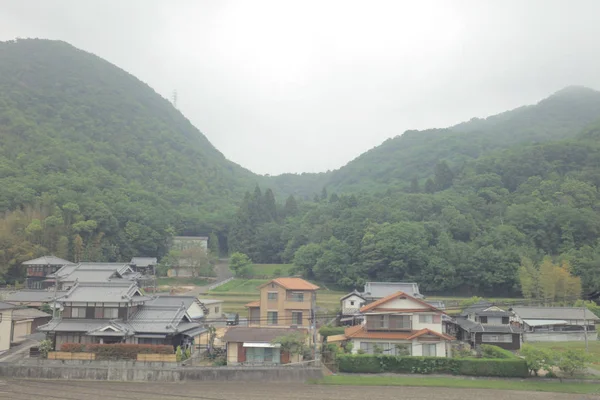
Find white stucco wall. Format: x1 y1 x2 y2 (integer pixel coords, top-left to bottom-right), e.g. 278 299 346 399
341 295 364 314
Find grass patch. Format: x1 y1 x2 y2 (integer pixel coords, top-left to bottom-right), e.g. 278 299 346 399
250 264 294 278
156 277 211 286
317 375 600 394
526 341 600 372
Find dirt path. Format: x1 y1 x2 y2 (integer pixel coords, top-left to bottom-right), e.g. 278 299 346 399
181 259 232 297
1 379 589 400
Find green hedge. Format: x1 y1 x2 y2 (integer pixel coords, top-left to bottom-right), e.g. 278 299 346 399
337 354 528 377
480 344 517 359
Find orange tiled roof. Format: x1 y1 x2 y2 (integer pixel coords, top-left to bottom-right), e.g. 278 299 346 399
244 301 260 308
360 291 444 313
344 325 413 340
408 328 455 341
344 325 454 341
260 277 320 291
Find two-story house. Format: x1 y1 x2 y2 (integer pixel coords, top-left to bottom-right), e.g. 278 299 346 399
455 300 522 350
343 291 454 357
222 278 318 365
38 281 205 349
245 278 319 328
23 256 72 289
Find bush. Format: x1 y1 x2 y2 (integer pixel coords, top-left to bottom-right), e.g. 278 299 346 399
39 339 53 359
319 325 345 338
86 344 173 360
520 344 555 376
556 349 590 376
337 354 529 377
480 344 516 359
456 358 528 377
60 343 86 352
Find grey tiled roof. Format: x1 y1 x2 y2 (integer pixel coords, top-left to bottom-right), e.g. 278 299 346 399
425 300 446 310
4 290 68 304
0 302 18 310
362 282 421 299
222 327 308 343
61 282 148 303
38 319 110 333
340 290 365 301
130 257 158 267
52 263 132 280
512 307 600 321
127 305 189 333
61 269 119 283
198 299 223 305
150 296 197 309
12 308 51 321
22 256 72 266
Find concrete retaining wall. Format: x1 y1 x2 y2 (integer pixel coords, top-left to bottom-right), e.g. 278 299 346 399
523 331 598 342
0 362 323 382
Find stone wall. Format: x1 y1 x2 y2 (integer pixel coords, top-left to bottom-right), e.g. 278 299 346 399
0 361 323 382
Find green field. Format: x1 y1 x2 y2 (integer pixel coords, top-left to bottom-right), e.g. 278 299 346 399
208 278 345 314
527 341 600 372
250 263 294 278
316 375 600 394
156 277 211 286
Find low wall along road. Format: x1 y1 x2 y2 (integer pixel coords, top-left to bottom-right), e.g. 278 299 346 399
0 361 323 382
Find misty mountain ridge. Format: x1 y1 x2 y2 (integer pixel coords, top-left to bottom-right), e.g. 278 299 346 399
2 39 600 206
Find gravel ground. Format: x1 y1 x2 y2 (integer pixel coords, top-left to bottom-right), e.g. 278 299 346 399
0 379 592 400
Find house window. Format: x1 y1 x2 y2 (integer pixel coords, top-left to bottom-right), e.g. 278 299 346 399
214 307 220 314
422 344 437 357
71 307 86 318
419 314 433 324
350 301 355 306
502 317 509 324
95 307 103 319
359 342 412 356
268 292 278 301
288 292 304 302
104 308 118 319
482 334 512 343
479 316 488 324
292 311 303 325
377 315 388 329
267 311 278 325
264 348 274 362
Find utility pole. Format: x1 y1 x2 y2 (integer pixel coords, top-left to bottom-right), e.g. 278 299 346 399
583 305 589 353
312 291 317 362
52 274 60 319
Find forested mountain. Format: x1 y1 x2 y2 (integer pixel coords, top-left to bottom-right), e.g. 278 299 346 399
230 123 600 298
296 86 600 195
0 39 262 279
2 38 600 298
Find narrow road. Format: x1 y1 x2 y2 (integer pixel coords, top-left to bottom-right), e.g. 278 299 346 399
181 259 232 297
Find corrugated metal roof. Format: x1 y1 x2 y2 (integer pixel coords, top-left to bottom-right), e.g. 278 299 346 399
513 307 600 321
455 317 522 333
523 319 569 327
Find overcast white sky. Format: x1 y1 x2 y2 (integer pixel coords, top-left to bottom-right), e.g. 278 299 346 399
2 0 600 175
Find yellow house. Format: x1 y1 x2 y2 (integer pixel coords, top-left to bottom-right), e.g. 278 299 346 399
0 302 17 352
245 278 319 328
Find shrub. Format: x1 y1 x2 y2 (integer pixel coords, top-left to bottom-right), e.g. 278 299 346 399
184 348 191 360
480 344 516 359
336 354 528 377
39 339 53 359
60 343 86 353
520 344 555 376
272 268 282 277
456 358 528 377
86 344 173 360
176 346 183 362
556 349 590 376
319 325 345 338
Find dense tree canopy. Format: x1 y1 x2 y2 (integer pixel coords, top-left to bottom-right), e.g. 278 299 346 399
2 39 600 299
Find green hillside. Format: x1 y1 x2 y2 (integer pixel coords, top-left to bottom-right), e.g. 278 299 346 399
0 39 261 277
284 86 600 196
